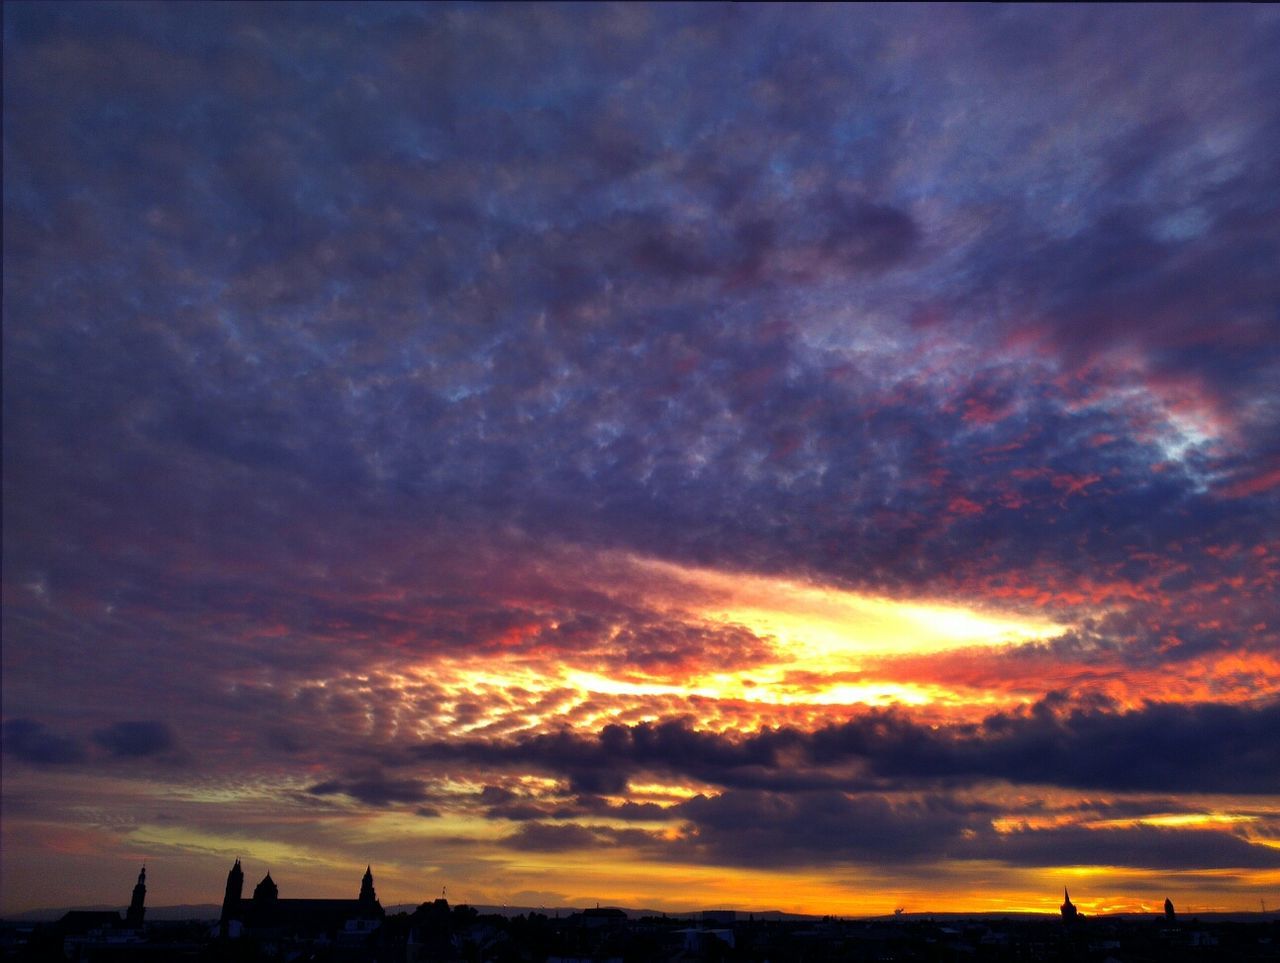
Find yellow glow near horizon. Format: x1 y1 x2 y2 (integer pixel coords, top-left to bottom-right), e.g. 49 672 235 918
6 784 1279 916
626 555 1065 657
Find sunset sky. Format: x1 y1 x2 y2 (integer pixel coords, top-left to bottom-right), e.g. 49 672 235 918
3 3 1279 918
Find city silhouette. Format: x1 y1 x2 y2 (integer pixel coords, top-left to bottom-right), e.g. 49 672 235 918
2 862 1276 961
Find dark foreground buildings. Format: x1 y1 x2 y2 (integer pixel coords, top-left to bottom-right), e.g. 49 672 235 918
3 868 1279 962
219 859 384 941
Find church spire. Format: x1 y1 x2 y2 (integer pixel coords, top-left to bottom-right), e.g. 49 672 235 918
359 865 378 906
253 871 278 903
1060 886 1079 922
220 858 244 937
126 865 146 928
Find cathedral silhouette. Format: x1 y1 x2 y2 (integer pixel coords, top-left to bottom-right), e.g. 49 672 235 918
219 859 384 940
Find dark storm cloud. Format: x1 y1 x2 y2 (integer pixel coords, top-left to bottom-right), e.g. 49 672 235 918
91 720 176 758
4 718 182 764
308 770 431 807
489 789 1280 871
669 791 1280 871
977 824 1280 872
674 790 979 867
415 698 1280 796
2 719 85 765
416 718 799 793
503 822 659 854
815 697 1280 794
504 822 606 853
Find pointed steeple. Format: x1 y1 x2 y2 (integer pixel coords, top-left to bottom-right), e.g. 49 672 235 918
253 871 278 903
359 865 378 905
221 859 244 922
219 859 244 938
1060 887 1078 922
126 865 147 928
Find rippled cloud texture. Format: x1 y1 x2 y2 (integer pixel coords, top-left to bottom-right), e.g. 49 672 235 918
4 2 1278 916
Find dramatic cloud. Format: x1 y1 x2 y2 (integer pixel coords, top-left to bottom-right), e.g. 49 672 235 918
3 1 1277 917
413 698 1280 796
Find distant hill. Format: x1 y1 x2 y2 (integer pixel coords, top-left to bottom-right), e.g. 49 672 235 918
5 903 818 923
2 904 221 923
389 904 821 922
8 903 1274 925
865 910 1280 924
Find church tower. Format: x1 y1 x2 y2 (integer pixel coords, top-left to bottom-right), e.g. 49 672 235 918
220 858 244 937
359 866 377 906
126 866 146 928
1060 887 1079 922
253 872 279 904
